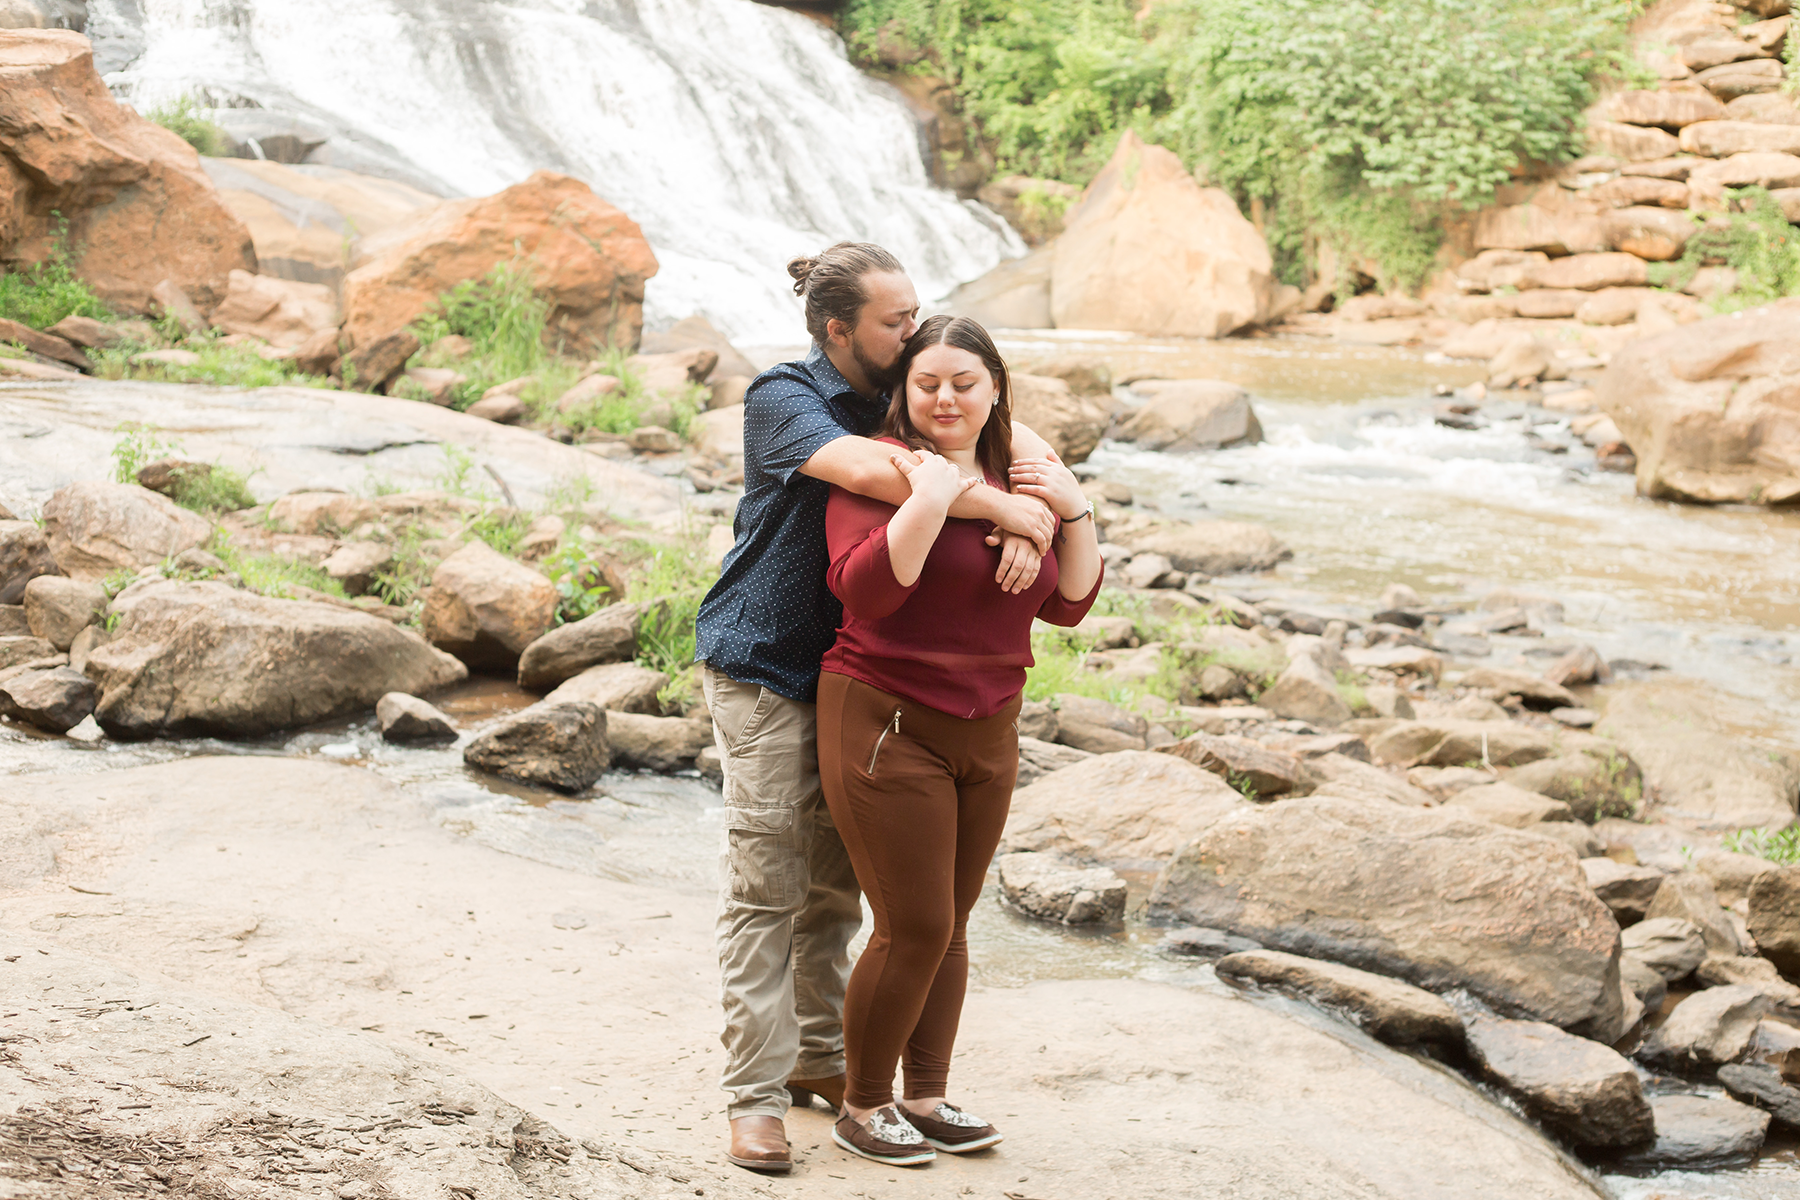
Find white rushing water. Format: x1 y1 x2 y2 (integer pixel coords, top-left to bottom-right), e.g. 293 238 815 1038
84 0 1022 340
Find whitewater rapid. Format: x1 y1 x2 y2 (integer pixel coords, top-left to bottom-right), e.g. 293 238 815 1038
85 0 1023 341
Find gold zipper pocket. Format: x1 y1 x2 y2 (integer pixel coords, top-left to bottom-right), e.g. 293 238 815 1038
866 708 902 776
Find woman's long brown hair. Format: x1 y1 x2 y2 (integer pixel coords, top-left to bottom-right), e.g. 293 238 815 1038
880 314 1013 484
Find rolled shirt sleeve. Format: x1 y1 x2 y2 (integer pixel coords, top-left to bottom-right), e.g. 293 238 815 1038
750 373 859 486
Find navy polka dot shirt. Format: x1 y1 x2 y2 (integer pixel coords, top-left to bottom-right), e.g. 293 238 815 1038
695 344 887 703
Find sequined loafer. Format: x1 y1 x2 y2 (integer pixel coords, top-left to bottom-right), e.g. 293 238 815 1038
902 1102 1003 1153
832 1106 936 1166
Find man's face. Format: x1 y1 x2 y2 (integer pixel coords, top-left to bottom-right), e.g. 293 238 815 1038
839 271 918 392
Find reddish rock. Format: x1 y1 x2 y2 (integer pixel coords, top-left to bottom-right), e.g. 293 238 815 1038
341 171 658 355
209 269 338 348
0 30 256 311
1605 207 1695 261
1599 89 1726 129
1522 252 1650 291
1586 176 1689 209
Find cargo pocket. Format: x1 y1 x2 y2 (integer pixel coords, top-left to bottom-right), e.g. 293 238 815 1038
725 805 801 909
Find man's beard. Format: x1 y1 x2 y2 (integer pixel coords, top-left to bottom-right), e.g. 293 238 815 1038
851 335 902 395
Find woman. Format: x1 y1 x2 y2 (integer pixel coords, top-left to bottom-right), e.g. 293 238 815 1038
814 314 1103 1166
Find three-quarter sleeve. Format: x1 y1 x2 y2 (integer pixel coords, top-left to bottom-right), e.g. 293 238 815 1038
826 485 920 620
1035 561 1105 627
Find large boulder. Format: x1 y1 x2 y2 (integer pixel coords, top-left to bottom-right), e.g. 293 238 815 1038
375 692 457 743
420 542 558 673
0 30 256 311
1214 949 1463 1046
1462 1015 1654 1148
462 701 609 793
516 603 640 691
1000 750 1248 868
341 171 658 355
0 520 61 604
1148 797 1629 1038
1594 298 1800 506
946 247 1053 330
83 580 465 738
40 482 212 581
1009 373 1113 464
1115 381 1262 451
1114 520 1291 577
1051 132 1273 338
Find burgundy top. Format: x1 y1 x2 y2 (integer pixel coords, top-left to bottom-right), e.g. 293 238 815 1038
820 443 1104 719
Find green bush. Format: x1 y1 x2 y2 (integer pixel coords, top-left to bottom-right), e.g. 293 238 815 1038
843 0 1629 289
625 539 719 702
1651 187 1800 310
541 542 616 623
411 260 555 409
0 219 113 330
146 95 228 157
1724 824 1800 865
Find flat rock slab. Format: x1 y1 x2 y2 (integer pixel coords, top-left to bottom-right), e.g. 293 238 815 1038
1215 948 1462 1045
1463 1015 1653 1148
0 379 681 525
1001 749 1248 869
1616 1094 1769 1169
995 851 1127 925
0 755 1614 1200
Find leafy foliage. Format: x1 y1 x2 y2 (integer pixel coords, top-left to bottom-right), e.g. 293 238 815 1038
1724 824 1800 864
146 95 229 157
624 539 719 703
410 260 555 409
540 542 616 623
0 218 113 329
1651 188 1800 310
111 424 183 484
843 0 1629 289
91 340 332 389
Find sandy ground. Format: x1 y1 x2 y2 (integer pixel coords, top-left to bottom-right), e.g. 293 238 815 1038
0 755 1612 1199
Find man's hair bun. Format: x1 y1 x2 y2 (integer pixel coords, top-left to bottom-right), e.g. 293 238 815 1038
787 256 819 296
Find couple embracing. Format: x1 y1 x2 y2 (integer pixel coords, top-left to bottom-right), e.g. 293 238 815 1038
694 242 1103 1171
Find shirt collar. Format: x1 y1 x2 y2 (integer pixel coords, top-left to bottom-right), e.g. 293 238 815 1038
805 342 884 408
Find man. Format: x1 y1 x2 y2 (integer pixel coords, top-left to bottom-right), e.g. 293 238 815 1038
694 242 1058 1173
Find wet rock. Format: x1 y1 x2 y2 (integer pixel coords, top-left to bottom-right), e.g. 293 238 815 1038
320 540 393 597
1149 796 1628 1037
1647 871 1745 956
462 701 609 794
1053 693 1148 754
420 541 557 673
1015 735 1089 788
1118 520 1291 577
375 692 457 743
1621 917 1707 982
84 580 465 739
1369 720 1555 769
1259 654 1352 728
1718 1063 1800 1130
1158 927 1263 959
1463 1015 1653 1148
604 711 711 773
1458 667 1576 711
544 661 667 715
1001 750 1249 868
1748 866 1800 977
1617 1094 1769 1168
0 521 62 605
1442 781 1573 828
1017 700 1059 741
1641 985 1768 1067
1695 954 1800 1007
40 482 212 581
1051 132 1272 338
343 171 658 356
0 31 256 312
995 852 1128 925
1582 858 1666 924
1216 949 1462 1046
1160 731 1301 797
0 664 95 733
1115 380 1262 451
1009 373 1114 464
20 574 104 650
516 603 640 691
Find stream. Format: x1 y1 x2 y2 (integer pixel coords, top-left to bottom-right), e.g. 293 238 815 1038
7 334 1800 1195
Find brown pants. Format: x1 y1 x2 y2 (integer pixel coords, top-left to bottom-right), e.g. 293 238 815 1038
816 671 1021 1110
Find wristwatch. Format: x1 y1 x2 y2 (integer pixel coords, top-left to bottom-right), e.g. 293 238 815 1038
1064 500 1095 523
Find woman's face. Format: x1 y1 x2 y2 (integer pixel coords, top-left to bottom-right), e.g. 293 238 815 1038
904 342 996 456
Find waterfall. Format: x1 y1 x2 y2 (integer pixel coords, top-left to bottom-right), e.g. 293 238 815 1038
84 0 1024 342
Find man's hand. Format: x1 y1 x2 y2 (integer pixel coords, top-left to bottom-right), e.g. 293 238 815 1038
984 531 1042 594
982 490 1056 554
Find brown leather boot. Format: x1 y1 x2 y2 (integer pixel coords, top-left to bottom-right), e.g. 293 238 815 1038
786 1073 847 1112
727 1114 791 1173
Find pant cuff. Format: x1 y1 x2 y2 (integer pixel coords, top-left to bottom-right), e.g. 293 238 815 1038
727 1098 791 1121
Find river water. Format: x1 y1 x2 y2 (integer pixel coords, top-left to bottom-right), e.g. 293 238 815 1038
7 334 1800 1195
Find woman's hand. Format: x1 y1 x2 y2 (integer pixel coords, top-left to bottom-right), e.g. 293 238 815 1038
893 448 978 512
1008 450 1086 521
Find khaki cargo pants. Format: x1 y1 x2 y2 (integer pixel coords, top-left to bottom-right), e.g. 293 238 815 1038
703 667 863 1120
